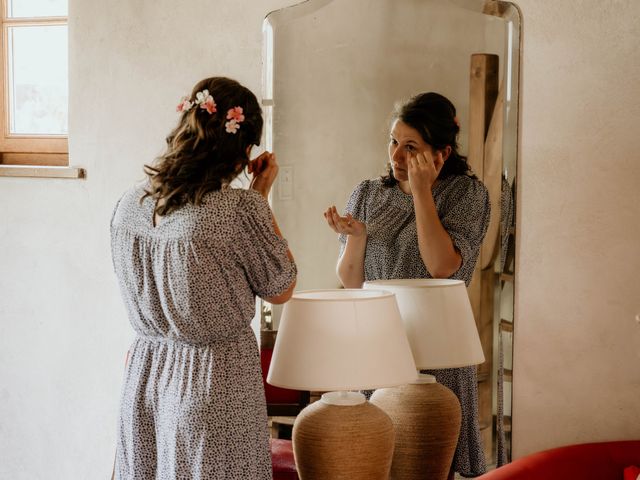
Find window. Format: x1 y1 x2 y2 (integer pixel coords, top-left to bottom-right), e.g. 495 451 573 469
0 0 68 167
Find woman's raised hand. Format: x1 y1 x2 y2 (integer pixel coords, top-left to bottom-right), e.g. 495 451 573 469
323 206 366 237
249 151 278 199
407 149 445 192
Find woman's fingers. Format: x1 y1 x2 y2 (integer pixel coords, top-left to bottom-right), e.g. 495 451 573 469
249 151 275 176
416 151 433 166
248 157 262 175
324 206 366 237
331 206 345 229
323 206 355 234
257 154 279 182
324 207 338 231
409 151 439 173
249 152 279 198
324 206 343 233
407 150 442 190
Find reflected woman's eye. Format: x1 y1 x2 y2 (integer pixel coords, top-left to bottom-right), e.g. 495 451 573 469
405 145 415 152
389 138 398 146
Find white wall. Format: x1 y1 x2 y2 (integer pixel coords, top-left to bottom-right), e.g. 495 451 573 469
512 0 640 457
0 0 638 478
0 1 293 479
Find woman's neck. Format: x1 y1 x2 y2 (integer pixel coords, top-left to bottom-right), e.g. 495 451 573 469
397 179 440 195
398 180 412 195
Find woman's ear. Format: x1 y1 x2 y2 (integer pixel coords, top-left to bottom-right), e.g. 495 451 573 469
246 145 253 158
441 145 452 162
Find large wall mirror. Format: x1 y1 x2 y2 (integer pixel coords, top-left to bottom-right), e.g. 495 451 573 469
262 0 520 465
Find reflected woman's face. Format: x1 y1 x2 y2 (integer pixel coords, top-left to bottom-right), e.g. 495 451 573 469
388 120 433 182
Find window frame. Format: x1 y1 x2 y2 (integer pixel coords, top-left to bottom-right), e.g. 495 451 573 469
0 0 68 167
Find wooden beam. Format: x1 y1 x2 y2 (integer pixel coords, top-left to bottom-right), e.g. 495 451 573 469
480 85 504 266
467 53 500 466
483 0 510 17
467 54 499 180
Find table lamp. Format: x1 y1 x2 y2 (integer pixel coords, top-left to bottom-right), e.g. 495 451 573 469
267 289 417 480
363 279 485 480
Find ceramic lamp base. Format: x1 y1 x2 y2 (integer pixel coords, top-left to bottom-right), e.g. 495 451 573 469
370 379 462 480
292 393 395 480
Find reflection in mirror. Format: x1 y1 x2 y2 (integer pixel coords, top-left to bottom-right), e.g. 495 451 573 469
263 0 520 467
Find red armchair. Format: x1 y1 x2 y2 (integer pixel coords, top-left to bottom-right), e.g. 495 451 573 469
477 441 640 480
271 438 298 480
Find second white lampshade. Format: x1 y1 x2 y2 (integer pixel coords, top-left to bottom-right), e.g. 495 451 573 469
363 279 484 369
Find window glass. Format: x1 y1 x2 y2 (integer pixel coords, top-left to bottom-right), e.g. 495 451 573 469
7 0 67 18
7 25 68 135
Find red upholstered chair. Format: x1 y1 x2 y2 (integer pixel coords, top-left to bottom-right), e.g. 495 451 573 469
476 440 640 480
270 438 298 480
261 346 310 418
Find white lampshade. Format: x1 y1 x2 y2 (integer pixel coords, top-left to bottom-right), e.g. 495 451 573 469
364 279 484 369
267 289 417 392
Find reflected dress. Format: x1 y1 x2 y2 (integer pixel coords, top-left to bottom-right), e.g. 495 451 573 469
340 175 490 477
110 185 296 480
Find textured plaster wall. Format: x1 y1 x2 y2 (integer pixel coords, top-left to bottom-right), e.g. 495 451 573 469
0 1 293 478
0 0 638 478
512 0 640 458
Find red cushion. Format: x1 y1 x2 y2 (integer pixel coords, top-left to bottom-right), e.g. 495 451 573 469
270 438 298 480
477 441 640 480
261 348 303 404
624 465 640 480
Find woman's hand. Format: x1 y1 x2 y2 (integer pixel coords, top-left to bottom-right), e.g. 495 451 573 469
249 151 278 199
323 206 366 237
408 150 445 193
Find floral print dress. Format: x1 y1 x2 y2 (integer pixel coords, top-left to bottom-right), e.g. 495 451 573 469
111 185 296 480
340 175 490 477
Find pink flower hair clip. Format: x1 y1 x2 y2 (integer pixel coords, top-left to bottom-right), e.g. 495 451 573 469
175 91 245 135
176 97 193 113
453 116 460 128
225 107 245 134
175 89 217 114
196 90 217 114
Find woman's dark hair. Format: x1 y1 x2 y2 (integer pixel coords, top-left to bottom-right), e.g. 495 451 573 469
143 77 263 216
382 92 475 187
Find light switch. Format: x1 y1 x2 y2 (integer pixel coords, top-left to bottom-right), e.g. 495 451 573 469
279 166 293 200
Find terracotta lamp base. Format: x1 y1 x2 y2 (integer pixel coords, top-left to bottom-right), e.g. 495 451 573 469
293 392 395 480
370 375 462 480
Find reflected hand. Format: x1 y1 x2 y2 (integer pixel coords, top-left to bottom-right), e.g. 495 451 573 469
249 151 278 199
323 206 366 237
408 150 444 192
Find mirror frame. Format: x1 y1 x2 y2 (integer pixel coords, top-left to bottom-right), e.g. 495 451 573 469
260 0 523 466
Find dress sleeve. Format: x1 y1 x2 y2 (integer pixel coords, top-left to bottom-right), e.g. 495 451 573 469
109 194 125 273
439 177 491 283
338 180 370 251
233 190 297 299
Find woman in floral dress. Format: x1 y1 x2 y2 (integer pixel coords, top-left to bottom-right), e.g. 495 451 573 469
324 92 490 477
111 77 296 479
